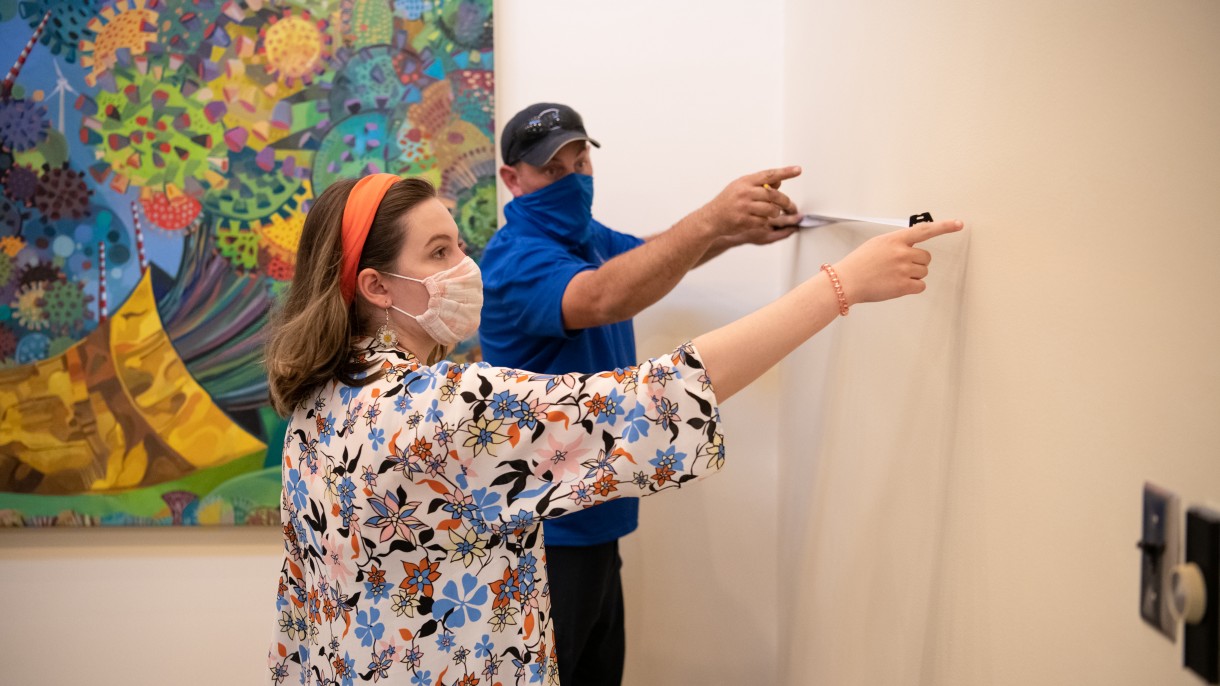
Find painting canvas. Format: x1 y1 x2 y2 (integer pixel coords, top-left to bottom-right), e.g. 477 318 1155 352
0 0 496 526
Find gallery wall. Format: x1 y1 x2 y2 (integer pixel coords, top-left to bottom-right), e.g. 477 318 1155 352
777 0 1220 684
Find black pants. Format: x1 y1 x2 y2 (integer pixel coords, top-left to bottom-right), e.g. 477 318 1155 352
546 540 624 686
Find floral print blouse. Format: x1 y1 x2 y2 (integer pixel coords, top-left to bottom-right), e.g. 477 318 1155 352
268 339 725 686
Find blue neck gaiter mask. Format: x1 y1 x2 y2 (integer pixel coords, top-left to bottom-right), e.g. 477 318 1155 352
504 173 595 246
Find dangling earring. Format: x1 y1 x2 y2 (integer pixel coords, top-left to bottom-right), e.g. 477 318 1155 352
376 306 398 348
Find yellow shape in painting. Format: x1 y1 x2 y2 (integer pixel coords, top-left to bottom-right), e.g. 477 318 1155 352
0 361 96 474
97 439 148 491
264 16 324 80
258 202 308 259
0 272 265 495
80 0 161 87
195 499 231 525
261 10 331 87
108 277 264 474
0 235 25 256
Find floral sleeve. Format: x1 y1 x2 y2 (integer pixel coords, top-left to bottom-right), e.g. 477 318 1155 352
368 341 724 532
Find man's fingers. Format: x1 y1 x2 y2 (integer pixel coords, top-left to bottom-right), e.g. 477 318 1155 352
768 226 798 241
750 186 783 203
766 188 797 213
902 219 963 245
747 165 802 187
768 212 803 229
744 225 797 244
748 186 798 215
747 200 779 218
911 248 931 266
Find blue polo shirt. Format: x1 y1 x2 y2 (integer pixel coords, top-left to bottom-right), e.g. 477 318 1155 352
478 192 645 547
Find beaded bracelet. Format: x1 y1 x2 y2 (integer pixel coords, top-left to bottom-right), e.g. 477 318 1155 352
820 263 849 316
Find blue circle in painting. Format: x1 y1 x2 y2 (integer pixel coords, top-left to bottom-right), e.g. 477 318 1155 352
15 333 51 364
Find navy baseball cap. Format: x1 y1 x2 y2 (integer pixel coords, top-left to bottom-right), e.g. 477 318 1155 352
500 103 601 166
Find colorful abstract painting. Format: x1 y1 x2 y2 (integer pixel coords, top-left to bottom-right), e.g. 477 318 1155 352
0 0 496 526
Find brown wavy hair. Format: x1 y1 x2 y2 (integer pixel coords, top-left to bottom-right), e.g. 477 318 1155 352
265 177 439 416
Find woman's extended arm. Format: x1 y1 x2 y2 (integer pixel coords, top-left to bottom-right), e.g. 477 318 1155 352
694 219 964 401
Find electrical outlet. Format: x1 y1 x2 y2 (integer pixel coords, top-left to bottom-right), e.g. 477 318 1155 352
1184 507 1220 684
1140 483 1179 639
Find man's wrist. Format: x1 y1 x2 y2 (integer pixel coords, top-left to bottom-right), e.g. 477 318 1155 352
684 204 723 241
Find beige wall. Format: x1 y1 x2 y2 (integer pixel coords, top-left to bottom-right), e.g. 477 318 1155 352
0 527 280 684
779 0 1220 684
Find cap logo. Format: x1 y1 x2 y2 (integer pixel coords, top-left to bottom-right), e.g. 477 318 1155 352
521 107 563 140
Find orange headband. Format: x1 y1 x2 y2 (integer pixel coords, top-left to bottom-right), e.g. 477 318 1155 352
339 173 401 304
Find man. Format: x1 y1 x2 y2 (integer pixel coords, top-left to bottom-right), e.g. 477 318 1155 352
478 102 801 685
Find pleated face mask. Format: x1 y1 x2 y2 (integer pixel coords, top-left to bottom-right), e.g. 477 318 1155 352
382 257 484 347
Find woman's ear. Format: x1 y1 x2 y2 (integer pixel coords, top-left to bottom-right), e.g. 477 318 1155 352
356 267 392 309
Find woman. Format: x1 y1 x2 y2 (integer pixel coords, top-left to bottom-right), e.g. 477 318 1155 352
265 174 961 685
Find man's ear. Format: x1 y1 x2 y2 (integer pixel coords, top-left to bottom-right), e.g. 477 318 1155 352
499 164 523 197
356 267 392 309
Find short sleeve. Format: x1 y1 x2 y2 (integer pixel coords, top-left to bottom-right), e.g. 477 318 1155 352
599 221 646 259
487 236 594 340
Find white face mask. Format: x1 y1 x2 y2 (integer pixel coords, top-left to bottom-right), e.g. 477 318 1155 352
382 256 483 347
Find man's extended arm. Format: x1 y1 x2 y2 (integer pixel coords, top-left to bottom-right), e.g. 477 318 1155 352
560 166 801 330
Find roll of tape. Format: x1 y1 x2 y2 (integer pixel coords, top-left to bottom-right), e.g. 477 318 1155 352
1170 562 1208 625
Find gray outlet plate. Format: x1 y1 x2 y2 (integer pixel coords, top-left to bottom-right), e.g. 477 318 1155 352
1140 483 1179 640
